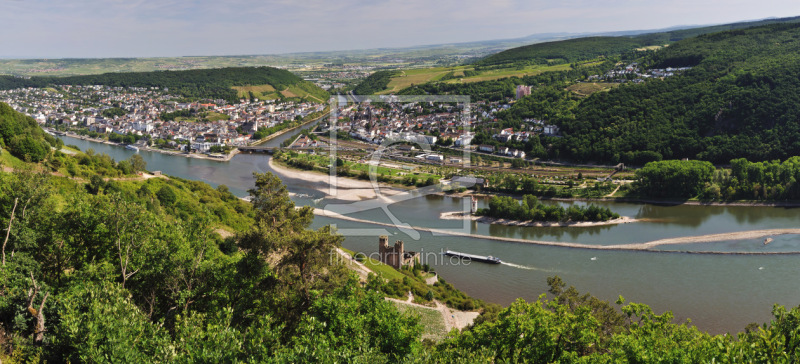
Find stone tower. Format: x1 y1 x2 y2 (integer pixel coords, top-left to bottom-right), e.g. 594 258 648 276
378 235 417 269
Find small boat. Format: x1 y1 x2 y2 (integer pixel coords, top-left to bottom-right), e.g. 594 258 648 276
444 250 501 264
125 145 139 152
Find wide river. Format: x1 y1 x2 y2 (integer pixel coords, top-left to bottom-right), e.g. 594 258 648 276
59 133 800 334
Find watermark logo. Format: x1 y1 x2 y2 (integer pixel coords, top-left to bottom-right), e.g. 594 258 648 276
319 94 476 240
330 247 473 267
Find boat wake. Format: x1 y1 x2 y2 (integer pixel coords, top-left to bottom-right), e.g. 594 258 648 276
501 261 550 272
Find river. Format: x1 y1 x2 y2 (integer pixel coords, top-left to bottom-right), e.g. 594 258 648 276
58 133 800 334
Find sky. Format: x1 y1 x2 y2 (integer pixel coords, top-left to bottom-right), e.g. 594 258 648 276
2 0 800 58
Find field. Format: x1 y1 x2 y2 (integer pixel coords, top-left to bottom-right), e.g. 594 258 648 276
566 82 620 97
380 68 454 93
448 63 572 83
232 81 328 102
378 63 575 94
233 84 276 97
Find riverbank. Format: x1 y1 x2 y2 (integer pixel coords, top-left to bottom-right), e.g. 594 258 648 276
248 106 330 146
442 190 800 208
440 211 637 227
55 130 240 162
268 157 412 202
313 207 800 254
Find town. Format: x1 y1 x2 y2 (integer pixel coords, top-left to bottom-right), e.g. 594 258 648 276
0 83 568 162
0 85 326 157
333 96 560 162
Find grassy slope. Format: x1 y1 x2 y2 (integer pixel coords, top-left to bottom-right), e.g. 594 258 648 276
367 62 575 94
565 82 620 97
392 303 448 341
340 247 407 281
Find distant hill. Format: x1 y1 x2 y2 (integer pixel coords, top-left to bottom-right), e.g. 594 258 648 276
0 67 329 103
499 22 800 164
478 16 800 67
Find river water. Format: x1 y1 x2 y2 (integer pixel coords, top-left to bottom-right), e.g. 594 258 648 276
58 133 800 334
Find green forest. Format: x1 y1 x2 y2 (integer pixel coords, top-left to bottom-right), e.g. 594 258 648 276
0 67 327 104
477 15 800 68
353 70 400 95
349 20 800 165
632 157 800 201
476 23 800 164
477 195 619 222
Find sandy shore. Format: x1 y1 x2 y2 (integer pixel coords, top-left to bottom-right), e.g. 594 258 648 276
439 211 636 228
610 229 800 250
312 208 800 254
268 158 412 203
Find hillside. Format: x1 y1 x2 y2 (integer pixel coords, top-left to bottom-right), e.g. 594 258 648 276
478 15 800 67
0 102 59 162
496 22 800 164
0 66 329 103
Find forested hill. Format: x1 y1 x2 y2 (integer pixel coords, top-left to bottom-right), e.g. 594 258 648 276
478 15 800 67
499 22 800 164
0 66 327 103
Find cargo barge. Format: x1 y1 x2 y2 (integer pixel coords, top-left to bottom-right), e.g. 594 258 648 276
444 250 501 264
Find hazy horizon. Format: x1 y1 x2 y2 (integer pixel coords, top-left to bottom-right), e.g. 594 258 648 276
3 0 800 59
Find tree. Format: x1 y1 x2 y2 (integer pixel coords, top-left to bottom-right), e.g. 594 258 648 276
129 154 147 173
238 172 344 324
87 174 106 195
634 160 715 198
1 169 51 266
25 272 50 345
156 185 177 206
106 195 156 288
8 134 50 162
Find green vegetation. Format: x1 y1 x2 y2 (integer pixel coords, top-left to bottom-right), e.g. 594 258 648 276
276 151 441 187
233 84 277 99
252 107 328 141
566 81 620 97
477 194 620 222
478 15 800 68
7 105 800 360
353 70 400 94
160 109 230 122
287 80 331 102
479 36 642 67
399 61 615 101
631 157 800 201
633 160 715 199
100 107 127 118
499 23 800 164
721 157 800 200
0 67 328 104
0 163 423 361
0 103 58 163
392 303 448 341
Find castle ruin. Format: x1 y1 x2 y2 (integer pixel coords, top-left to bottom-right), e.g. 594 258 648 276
378 235 419 269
